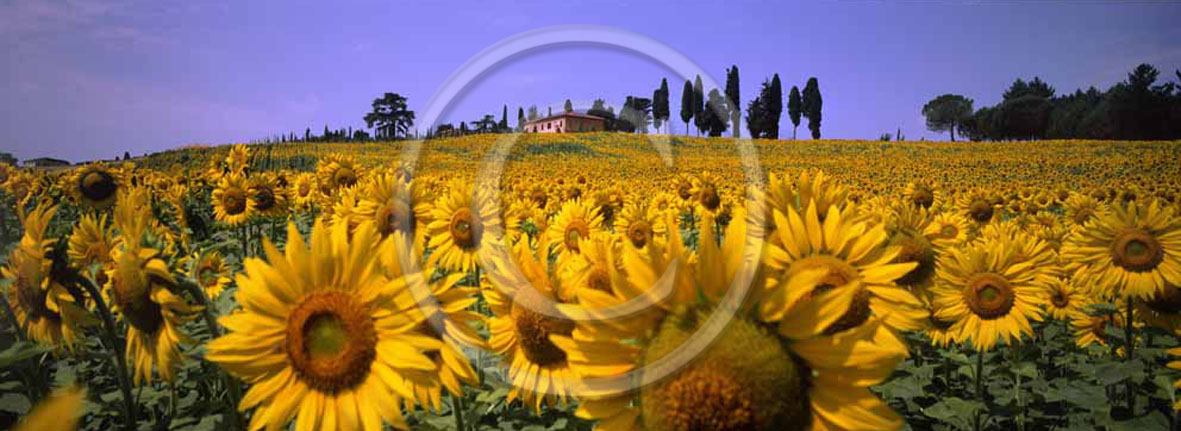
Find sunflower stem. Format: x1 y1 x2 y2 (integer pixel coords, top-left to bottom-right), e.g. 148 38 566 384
451 393 467 431
176 278 245 431
77 276 138 431
1124 298 1135 414
974 349 985 431
1010 345 1025 431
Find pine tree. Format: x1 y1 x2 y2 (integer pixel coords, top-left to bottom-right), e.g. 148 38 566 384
725 66 741 137
787 86 802 139
680 80 694 136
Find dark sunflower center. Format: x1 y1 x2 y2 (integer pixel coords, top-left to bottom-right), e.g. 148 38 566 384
449 208 481 249
929 314 955 331
333 167 357 188
823 287 872 335
963 273 1016 320
14 274 59 322
379 201 414 236
1073 208 1094 225
968 199 993 222
1146 283 1181 314
586 267 612 294
253 186 275 211
198 266 218 287
510 305 573 368
1050 292 1069 309
641 310 811 431
912 187 934 208
530 190 548 208
678 184 692 200
889 231 936 286
940 224 959 238
112 278 164 334
222 189 247 215
286 291 377 394
1111 230 1163 272
564 220 590 253
627 220 652 248
79 170 117 202
698 184 721 211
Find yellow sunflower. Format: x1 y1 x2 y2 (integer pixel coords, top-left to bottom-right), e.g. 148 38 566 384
1136 281 1181 333
958 190 1001 226
355 174 431 253
2 203 94 350
613 198 667 251
483 235 580 412
290 173 319 210
924 211 971 250
211 173 254 226
206 222 441 431
688 172 725 215
67 212 118 276
1064 192 1107 227
317 154 364 192
248 174 288 218
225 144 249 173
69 164 122 209
194 251 232 300
426 180 497 273
106 188 198 384
1061 199 1181 300
553 208 910 431
1043 277 1092 321
545 198 605 261
932 234 1053 351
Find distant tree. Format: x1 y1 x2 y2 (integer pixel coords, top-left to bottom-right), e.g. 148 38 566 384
435 123 455 137
363 93 415 140
564 99 573 112
701 89 729 137
324 125 331 140
921 94 974 141
548 106 553 117
352 129 371 141
745 95 766 138
764 74 783 138
0 152 16 166
995 95 1053 140
787 86 802 139
1107 64 1172 140
1003 77 1055 101
801 77 823 139
472 114 498 133
680 80 694 136
587 98 616 131
517 107 525 130
305 128 311 141
528 105 539 121
693 75 705 135
653 78 670 134
725 66 741 137
459 122 468 134
124 151 131 160
499 105 509 132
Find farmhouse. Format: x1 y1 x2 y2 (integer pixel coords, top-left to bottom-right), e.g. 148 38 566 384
22 157 71 168
522 111 605 133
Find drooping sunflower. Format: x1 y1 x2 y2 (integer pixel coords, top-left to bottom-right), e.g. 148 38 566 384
932 234 1053 351
378 233 486 412
193 251 232 300
426 180 497 273
69 164 122 209
1061 199 1181 300
483 235 580 412
206 222 442 431
553 208 911 431
763 201 927 336
2 203 94 350
211 173 254 226
545 198 605 261
106 188 199 384
67 212 118 277
1136 281 1181 333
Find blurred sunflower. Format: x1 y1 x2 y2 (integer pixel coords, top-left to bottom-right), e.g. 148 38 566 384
932 234 1052 351
211 173 254 226
13 386 85 431
206 222 439 431
1136 281 1181 332
613 199 666 250
554 209 910 431
689 172 725 215
355 174 431 255
1062 199 1181 300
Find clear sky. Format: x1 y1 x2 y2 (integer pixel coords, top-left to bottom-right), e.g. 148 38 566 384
2 0 1179 162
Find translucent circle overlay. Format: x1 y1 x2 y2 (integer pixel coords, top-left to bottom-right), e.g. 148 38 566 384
395 24 768 398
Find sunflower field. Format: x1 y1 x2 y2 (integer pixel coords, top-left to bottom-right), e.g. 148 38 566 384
2 132 1180 431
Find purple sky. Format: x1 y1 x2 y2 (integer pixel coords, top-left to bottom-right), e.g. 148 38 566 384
2 0 1179 162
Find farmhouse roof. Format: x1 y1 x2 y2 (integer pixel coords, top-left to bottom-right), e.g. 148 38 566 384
523 110 605 125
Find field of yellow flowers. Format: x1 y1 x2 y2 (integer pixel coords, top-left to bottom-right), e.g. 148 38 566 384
1 132 1180 431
